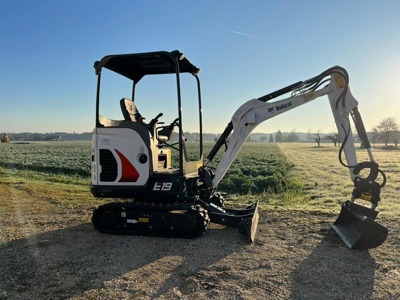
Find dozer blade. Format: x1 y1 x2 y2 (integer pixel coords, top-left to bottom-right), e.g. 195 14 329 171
331 201 388 250
206 201 260 243
238 204 260 243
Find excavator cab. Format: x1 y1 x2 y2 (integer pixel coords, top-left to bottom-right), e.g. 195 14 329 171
91 51 203 199
90 50 259 241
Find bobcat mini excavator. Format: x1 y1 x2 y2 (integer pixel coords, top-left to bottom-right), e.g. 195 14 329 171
91 50 388 249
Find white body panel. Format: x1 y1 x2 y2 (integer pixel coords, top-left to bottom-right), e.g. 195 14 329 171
92 127 150 186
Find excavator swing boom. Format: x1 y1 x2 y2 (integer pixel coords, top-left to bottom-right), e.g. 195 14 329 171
201 66 388 249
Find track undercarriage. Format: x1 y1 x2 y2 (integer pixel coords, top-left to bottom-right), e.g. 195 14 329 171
92 198 260 242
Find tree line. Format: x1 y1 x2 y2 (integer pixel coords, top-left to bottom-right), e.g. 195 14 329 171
267 117 400 148
2 117 398 147
2 132 93 141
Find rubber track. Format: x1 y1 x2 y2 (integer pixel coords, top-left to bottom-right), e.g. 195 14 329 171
92 201 210 238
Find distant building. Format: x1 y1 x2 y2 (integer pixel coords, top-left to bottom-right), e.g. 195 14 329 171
1 133 10 143
45 135 63 141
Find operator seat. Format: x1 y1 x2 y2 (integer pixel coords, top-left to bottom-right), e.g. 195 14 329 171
120 98 144 122
157 126 174 143
120 98 173 143
119 98 151 146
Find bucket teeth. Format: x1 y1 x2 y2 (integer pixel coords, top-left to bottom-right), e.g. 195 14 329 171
332 201 388 250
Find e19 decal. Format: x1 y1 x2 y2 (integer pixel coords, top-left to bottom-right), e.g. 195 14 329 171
153 182 173 191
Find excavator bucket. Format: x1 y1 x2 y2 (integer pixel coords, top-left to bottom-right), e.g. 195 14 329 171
331 201 388 250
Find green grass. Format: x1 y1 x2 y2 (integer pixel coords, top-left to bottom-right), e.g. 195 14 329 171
0 141 91 177
204 142 295 195
277 143 400 219
0 141 296 196
1 141 399 221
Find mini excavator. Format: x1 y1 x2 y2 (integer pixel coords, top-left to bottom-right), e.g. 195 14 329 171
90 50 388 249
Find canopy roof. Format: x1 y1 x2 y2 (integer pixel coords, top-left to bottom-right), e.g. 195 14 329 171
94 50 200 82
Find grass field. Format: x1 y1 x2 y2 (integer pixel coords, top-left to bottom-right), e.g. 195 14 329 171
1 141 399 299
278 143 400 219
1 140 398 239
0 141 399 216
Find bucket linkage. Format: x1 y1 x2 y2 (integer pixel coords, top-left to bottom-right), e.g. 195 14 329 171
332 161 388 250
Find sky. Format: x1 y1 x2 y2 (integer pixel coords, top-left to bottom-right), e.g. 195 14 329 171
1 0 399 134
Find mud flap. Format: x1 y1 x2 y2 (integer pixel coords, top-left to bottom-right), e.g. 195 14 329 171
205 201 260 243
331 201 388 250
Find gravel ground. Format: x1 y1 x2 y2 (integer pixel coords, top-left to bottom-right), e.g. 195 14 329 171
1 180 399 299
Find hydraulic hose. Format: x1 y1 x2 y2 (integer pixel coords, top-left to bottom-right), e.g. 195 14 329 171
207 122 233 162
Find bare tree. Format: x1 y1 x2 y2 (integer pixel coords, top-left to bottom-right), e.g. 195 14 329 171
313 130 322 147
373 117 399 146
325 132 340 147
392 131 400 148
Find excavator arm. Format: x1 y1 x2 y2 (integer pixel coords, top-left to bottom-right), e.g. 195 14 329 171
201 66 388 249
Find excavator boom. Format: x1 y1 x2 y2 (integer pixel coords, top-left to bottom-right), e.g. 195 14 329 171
202 66 388 249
